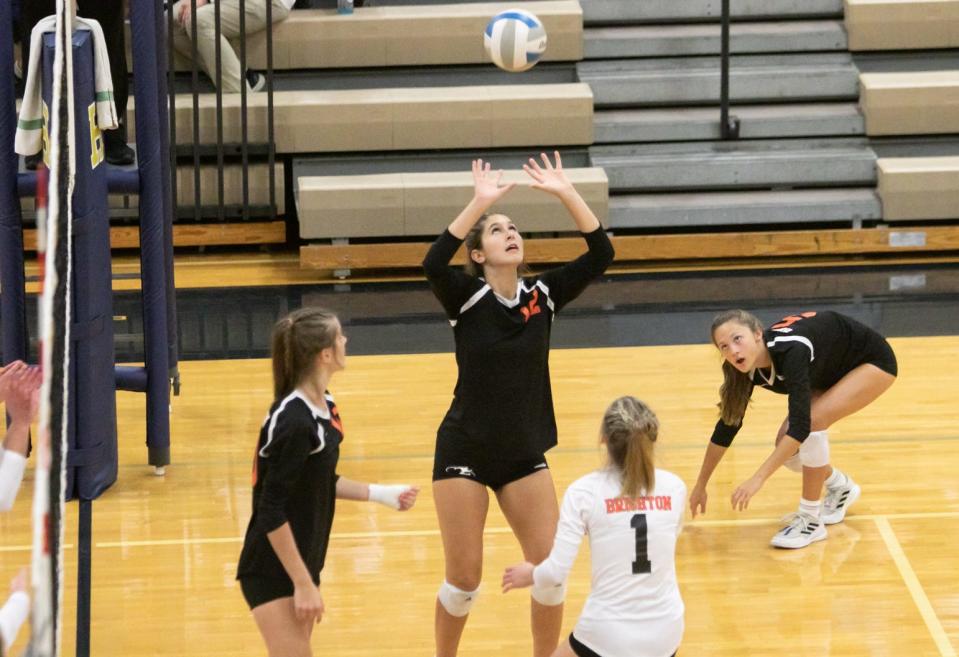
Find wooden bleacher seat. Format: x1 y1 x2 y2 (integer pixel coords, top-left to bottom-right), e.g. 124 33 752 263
128 84 594 153
152 0 582 71
296 167 608 239
859 71 959 135
844 0 959 51
21 222 286 251
877 157 959 220
299 225 959 271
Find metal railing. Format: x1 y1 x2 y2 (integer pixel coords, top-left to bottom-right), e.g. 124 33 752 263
167 0 278 224
720 0 740 140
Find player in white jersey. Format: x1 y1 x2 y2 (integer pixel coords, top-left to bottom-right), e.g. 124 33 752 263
503 396 685 657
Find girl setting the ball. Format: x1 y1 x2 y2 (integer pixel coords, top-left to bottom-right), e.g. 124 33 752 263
423 152 614 657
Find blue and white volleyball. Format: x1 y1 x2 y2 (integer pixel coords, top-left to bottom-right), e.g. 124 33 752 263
484 9 548 73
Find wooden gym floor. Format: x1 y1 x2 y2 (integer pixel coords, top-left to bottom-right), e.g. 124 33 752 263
1 331 958 656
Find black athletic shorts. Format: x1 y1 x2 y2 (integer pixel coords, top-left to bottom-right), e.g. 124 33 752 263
569 632 676 657
432 433 549 490
828 328 898 388
863 332 898 377
239 575 303 610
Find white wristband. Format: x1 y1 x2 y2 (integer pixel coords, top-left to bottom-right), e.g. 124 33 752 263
0 590 29 650
0 450 27 512
368 484 408 510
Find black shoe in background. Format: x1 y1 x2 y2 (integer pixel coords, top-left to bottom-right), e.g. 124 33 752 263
24 152 42 170
246 70 266 92
104 129 135 166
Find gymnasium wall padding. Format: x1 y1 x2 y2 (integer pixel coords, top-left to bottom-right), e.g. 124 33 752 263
41 30 118 500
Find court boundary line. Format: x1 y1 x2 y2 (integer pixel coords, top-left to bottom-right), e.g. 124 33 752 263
875 517 957 657
111 433 959 470
3 509 959 551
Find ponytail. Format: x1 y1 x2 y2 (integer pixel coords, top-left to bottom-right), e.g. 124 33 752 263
270 307 339 401
602 396 658 498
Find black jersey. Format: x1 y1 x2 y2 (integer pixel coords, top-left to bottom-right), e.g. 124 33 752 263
423 227 614 461
710 311 895 447
236 390 342 584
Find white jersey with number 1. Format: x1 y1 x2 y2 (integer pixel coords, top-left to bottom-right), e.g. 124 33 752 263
533 468 686 657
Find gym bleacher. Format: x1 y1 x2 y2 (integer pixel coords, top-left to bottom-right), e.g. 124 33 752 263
131 0 959 272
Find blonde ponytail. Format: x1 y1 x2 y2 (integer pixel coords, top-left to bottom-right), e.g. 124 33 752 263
602 396 658 498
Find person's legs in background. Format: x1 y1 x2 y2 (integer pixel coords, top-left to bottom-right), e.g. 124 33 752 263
78 0 135 165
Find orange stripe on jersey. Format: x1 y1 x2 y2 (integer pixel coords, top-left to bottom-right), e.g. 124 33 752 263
771 311 817 330
330 404 344 435
251 443 259 487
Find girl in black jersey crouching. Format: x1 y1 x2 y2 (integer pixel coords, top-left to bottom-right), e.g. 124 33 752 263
689 310 897 549
236 308 419 656
423 153 615 657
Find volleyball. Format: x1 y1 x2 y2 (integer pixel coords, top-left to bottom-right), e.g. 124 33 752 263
484 9 548 73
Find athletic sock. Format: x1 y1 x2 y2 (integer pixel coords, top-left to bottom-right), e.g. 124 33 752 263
825 468 847 489
799 497 822 519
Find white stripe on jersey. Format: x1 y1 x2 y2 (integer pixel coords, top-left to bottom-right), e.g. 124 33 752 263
310 425 326 455
450 284 492 326
260 390 328 457
260 392 299 458
767 335 815 361
533 280 555 313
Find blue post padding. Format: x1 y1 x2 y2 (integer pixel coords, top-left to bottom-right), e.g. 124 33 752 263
42 30 118 500
19 168 141 196
115 366 148 393
0 0 29 367
129 0 171 466
151 0 179 374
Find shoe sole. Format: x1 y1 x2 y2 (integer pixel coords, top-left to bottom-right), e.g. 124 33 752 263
771 529 827 549
823 483 861 525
